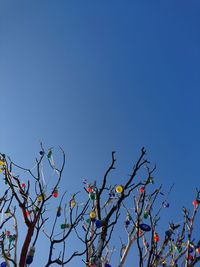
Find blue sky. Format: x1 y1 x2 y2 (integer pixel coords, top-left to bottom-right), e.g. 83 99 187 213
0 0 200 266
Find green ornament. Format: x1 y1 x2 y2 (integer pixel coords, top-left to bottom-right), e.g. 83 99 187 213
89 192 96 200
86 218 91 223
144 210 149 219
35 206 40 212
61 223 70 229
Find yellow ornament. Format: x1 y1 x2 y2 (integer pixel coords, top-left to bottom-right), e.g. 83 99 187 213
37 194 45 202
89 211 96 219
116 185 123 193
70 199 76 208
0 161 5 166
0 169 2 173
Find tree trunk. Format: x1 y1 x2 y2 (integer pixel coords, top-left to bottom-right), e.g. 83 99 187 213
19 226 34 267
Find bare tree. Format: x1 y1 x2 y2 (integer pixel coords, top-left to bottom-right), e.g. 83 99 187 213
0 146 199 267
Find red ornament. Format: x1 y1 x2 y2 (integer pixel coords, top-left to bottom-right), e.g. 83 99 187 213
139 187 145 194
192 200 199 208
196 248 200 254
21 183 26 188
87 186 92 193
25 211 30 217
188 254 193 261
5 231 10 236
154 233 160 242
53 189 58 198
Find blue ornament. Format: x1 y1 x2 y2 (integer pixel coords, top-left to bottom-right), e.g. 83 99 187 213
105 264 111 267
95 220 102 228
188 247 194 253
26 255 33 264
139 223 151 232
1 262 7 267
125 220 130 226
163 201 169 208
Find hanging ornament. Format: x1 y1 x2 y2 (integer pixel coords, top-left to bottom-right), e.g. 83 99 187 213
0 161 5 166
154 233 160 242
95 220 102 228
25 210 30 217
116 185 123 194
143 210 149 219
188 254 193 261
61 223 70 229
89 211 96 220
188 246 194 253
37 194 45 202
9 235 15 242
139 187 145 194
139 223 151 232
70 198 76 208
125 219 130 227
105 264 111 267
5 230 10 237
21 183 26 188
87 186 93 193
47 150 52 159
26 246 35 265
196 248 200 254
39 151 45 156
52 189 58 198
162 201 169 208
192 200 199 208
5 208 11 216
0 262 7 267
57 206 62 217
89 192 96 200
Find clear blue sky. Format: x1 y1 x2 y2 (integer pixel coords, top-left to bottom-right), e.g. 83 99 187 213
0 1 200 266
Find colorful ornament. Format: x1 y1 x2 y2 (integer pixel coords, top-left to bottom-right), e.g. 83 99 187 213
61 223 70 229
21 183 26 188
89 192 96 200
47 150 52 159
116 185 123 194
105 264 111 267
162 201 169 208
26 246 35 265
143 210 149 219
57 206 62 217
5 208 11 216
196 248 200 254
70 198 76 208
139 187 145 194
0 262 7 267
0 161 5 166
39 151 45 156
139 223 151 232
89 211 96 220
5 231 10 237
87 186 93 193
52 189 58 198
37 194 45 202
188 254 193 261
95 220 102 228
192 200 199 208
25 211 30 217
154 233 160 242
26 255 33 264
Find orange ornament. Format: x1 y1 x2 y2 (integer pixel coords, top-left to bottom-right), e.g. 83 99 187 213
154 233 160 242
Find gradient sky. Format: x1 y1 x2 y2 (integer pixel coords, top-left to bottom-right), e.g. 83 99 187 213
0 1 200 266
